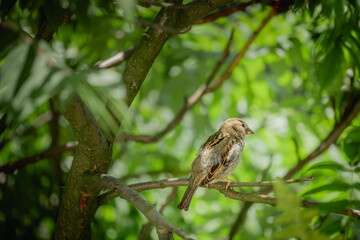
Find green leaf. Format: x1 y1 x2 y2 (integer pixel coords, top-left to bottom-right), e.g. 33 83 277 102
44 0 64 31
302 182 350 197
305 161 346 173
0 0 16 17
0 27 18 59
0 43 30 104
308 0 321 16
273 179 330 240
317 42 343 90
293 0 306 12
334 0 345 37
342 127 360 164
316 200 350 212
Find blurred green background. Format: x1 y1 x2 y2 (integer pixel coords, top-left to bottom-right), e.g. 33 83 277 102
1 0 360 239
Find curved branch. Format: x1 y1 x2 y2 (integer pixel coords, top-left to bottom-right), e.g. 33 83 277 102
97 175 193 240
204 5 277 93
98 44 138 69
0 142 77 173
98 175 360 221
193 1 256 25
98 176 315 204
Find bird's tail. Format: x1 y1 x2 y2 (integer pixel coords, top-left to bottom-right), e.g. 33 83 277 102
177 185 198 211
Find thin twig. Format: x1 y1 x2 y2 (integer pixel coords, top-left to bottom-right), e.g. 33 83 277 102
50 100 64 188
314 214 329 230
160 187 178 213
131 176 315 191
292 137 301 162
0 142 77 173
193 1 257 25
0 111 52 151
98 44 138 68
138 0 188 9
204 6 277 93
228 202 253 240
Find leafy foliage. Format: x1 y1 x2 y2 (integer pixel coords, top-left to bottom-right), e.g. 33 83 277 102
274 179 329 240
0 0 359 239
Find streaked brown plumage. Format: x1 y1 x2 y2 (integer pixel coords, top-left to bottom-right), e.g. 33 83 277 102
177 118 254 211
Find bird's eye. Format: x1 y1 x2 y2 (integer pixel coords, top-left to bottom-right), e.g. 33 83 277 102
242 123 245 128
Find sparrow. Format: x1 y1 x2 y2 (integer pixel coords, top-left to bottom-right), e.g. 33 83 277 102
177 118 254 211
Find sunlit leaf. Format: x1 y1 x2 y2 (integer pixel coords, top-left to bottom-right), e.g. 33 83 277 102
305 161 347 173
302 182 350 197
274 179 329 240
342 127 360 164
317 41 343 90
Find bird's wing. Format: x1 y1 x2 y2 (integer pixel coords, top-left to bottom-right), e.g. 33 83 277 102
202 135 237 185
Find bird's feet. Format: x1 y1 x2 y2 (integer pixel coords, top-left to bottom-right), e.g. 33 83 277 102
225 178 233 191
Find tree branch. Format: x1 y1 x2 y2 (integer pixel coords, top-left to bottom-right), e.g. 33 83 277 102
138 0 188 9
98 44 138 69
97 175 360 221
0 142 77 174
97 175 193 240
97 176 315 204
193 1 256 25
205 5 277 93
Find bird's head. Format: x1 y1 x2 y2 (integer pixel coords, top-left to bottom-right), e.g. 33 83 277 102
221 118 254 138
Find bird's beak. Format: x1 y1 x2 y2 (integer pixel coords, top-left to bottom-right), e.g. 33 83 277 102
246 128 254 135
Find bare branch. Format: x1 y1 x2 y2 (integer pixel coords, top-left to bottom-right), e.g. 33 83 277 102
159 187 178 213
98 175 193 240
0 141 77 174
138 0 188 9
193 1 256 25
205 6 277 93
228 202 253 240
98 176 315 204
292 137 301 162
0 111 52 151
98 45 138 69
98 175 360 221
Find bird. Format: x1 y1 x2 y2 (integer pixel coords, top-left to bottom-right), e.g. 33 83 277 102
177 118 254 211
